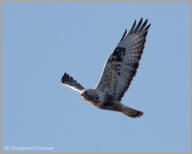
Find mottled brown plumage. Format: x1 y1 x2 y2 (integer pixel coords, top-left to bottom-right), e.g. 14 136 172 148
62 18 151 118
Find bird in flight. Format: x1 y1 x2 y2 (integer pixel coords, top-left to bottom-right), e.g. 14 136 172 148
61 18 151 118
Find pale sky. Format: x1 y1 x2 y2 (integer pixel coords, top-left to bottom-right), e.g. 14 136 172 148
2 2 190 152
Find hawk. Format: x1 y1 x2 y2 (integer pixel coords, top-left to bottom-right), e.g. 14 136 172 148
61 18 151 118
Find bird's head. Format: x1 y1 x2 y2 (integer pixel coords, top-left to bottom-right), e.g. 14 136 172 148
81 89 100 105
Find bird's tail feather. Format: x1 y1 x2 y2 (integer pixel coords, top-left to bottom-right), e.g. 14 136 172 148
119 103 143 118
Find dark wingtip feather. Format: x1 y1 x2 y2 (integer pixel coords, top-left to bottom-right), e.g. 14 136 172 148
129 19 136 34
120 29 127 41
61 73 66 83
138 19 148 32
144 23 151 31
61 72 85 91
129 18 150 34
134 17 143 32
61 72 70 83
144 19 148 25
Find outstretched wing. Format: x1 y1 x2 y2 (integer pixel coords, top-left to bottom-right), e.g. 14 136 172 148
61 72 85 93
96 18 151 101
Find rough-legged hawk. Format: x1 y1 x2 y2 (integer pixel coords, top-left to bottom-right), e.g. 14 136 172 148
62 18 151 118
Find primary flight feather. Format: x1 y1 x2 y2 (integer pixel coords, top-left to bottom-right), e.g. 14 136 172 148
62 18 151 118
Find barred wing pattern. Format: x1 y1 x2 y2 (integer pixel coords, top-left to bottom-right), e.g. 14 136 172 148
61 73 85 92
96 18 151 101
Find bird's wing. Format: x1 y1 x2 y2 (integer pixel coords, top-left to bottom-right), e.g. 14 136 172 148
96 18 151 101
61 72 85 93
